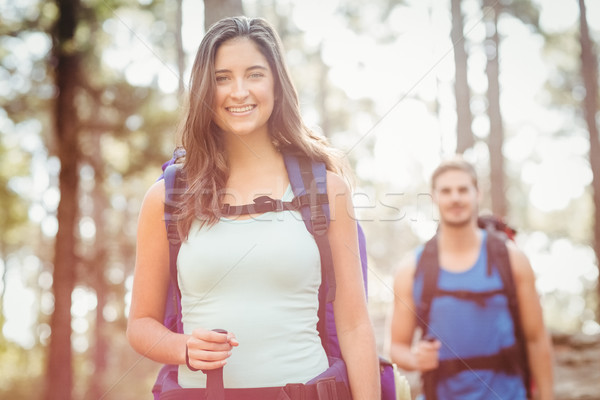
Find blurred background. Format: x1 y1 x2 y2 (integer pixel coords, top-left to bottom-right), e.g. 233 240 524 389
1 0 600 398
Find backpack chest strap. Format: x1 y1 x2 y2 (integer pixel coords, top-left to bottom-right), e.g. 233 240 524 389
434 287 506 306
220 193 329 216
436 344 522 378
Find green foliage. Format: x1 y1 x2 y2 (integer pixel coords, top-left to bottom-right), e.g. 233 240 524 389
0 140 31 249
502 0 541 29
541 29 586 110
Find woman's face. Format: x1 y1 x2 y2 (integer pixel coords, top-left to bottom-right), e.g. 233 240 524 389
211 37 275 140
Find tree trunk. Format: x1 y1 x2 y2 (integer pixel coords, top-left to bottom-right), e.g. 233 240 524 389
451 0 474 154
86 132 109 400
46 0 81 399
484 0 507 217
203 0 244 29
578 0 600 321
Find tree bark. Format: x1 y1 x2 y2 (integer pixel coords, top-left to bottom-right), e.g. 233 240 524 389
203 0 244 29
46 0 81 399
86 132 109 400
451 0 474 154
578 0 600 320
484 0 507 217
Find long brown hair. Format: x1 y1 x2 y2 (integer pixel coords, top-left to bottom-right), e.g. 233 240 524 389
177 16 345 237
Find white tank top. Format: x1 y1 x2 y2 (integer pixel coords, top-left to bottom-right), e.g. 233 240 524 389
177 185 329 388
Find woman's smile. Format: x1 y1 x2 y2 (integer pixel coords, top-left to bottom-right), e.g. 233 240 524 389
226 104 257 114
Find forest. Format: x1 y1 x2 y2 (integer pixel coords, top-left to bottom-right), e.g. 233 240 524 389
1 0 599 399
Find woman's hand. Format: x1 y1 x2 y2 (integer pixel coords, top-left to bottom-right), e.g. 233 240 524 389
185 328 239 371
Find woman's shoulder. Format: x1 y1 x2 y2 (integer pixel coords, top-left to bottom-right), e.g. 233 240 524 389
325 170 351 197
146 179 166 200
136 180 169 244
140 179 166 214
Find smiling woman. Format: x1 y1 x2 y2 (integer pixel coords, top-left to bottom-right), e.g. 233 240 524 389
126 16 381 400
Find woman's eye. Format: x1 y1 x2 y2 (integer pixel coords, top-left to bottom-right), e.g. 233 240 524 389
249 73 264 79
216 75 228 82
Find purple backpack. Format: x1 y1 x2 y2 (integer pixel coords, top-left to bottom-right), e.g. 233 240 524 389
154 149 398 399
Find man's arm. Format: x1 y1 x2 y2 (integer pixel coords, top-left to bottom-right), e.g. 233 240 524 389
509 243 554 400
389 255 441 372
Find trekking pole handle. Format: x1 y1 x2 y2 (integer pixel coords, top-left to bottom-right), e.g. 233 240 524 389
202 329 227 400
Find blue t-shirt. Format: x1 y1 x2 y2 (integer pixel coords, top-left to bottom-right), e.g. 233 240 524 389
414 231 527 400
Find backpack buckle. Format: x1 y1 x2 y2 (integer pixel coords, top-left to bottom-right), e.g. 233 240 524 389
166 223 180 245
311 205 328 236
221 203 231 215
254 196 283 212
291 196 301 210
316 377 338 400
272 198 284 212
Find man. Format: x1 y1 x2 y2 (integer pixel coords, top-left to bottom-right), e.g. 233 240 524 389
389 157 554 399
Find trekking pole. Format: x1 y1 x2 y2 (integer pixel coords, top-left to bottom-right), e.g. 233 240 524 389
202 329 227 400
422 335 438 400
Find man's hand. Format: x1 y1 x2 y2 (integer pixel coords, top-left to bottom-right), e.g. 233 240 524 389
413 338 441 372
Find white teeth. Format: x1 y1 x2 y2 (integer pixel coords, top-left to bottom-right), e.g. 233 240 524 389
228 105 254 113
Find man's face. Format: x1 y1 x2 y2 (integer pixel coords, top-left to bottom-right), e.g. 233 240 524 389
432 169 479 227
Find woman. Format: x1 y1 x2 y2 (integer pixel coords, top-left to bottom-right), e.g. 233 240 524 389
127 16 380 399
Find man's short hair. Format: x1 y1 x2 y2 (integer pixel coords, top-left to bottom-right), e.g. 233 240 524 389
431 156 478 190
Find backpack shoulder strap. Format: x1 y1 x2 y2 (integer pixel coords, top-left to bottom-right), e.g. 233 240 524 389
164 164 183 244
415 235 440 334
486 232 532 398
283 153 336 303
163 163 185 333
416 235 441 400
283 153 339 359
283 154 330 230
